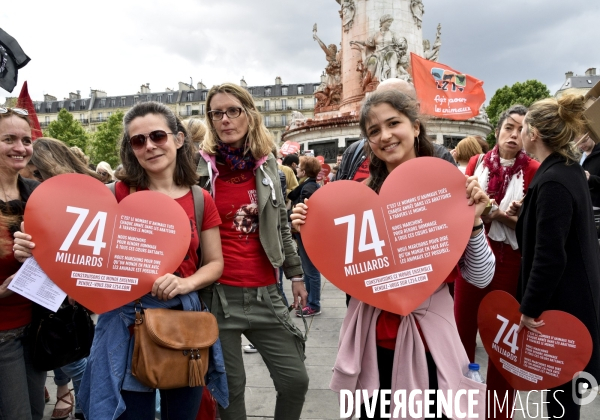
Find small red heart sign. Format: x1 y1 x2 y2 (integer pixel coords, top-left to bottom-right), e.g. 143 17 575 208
280 141 300 156
478 291 593 390
302 157 473 315
317 163 331 182
24 174 191 314
316 156 325 165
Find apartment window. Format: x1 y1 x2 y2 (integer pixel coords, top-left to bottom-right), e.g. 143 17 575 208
147 95 151 102
264 115 270 126
297 98 303 110
167 94 173 103
265 87 272 96
201 91 207 101
281 99 287 110
79 114 84 122
35 103 41 112
45 103 52 112
121 97 126 107
45 116 49 124
58 101 64 110
69 102 75 111
80 101 86 110
133 96 138 105
297 86 304 95
111 98 116 107
282 87 288 96
100 98 106 107
186 105 191 115
187 92 194 101
248 88 253 95
98 112 103 121
108 112 112 118
264 100 270 111
282 115 287 126
157 95 162 103
200 104 205 115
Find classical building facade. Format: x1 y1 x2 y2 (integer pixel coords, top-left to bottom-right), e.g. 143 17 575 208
32 78 319 143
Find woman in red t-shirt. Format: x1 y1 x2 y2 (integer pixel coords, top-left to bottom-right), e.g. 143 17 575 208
15 102 224 419
292 90 495 419
0 107 46 420
197 83 309 420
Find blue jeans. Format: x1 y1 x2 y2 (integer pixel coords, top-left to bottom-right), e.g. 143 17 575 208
277 269 289 306
117 387 202 420
0 332 47 420
295 234 321 311
53 357 88 414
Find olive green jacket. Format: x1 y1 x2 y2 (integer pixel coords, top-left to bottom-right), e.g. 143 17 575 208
197 152 303 279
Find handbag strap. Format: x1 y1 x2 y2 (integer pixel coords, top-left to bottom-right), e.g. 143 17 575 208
191 185 205 268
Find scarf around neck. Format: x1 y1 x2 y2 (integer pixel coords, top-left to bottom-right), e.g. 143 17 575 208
216 141 256 171
483 145 530 203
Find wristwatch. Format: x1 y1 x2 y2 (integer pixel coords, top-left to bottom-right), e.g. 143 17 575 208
481 201 493 216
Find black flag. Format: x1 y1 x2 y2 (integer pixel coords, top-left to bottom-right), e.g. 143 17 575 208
0 28 31 93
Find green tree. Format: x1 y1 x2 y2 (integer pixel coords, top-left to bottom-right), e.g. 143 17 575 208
89 111 124 167
486 80 551 145
45 108 90 151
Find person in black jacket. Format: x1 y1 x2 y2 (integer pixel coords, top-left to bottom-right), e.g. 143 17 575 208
510 93 600 420
288 156 322 317
580 134 600 209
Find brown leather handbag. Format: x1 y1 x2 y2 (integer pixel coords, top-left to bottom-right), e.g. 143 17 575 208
131 305 219 389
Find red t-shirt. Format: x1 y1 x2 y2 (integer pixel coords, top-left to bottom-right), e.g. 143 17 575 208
115 183 221 278
0 228 31 330
215 163 276 287
353 157 370 183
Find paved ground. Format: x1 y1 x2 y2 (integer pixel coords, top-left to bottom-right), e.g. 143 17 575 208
43 278 600 419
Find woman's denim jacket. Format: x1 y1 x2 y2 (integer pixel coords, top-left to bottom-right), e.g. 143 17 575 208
78 292 228 420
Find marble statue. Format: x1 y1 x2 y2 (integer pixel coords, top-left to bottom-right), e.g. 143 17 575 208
289 110 307 129
337 0 356 33
423 23 442 62
350 14 410 90
410 0 424 29
313 24 343 111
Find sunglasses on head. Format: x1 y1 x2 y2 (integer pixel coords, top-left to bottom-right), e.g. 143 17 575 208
0 107 29 116
129 130 173 150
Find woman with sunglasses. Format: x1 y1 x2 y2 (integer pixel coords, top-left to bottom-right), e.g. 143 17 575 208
291 90 495 419
196 83 309 420
0 107 46 420
95 161 115 183
15 102 226 420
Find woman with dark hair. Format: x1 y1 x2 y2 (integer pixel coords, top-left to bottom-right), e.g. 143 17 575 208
288 156 322 317
15 101 225 420
454 105 540 420
292 90 495 419
197 82 309 420
510 93 600 420
0 107 46 420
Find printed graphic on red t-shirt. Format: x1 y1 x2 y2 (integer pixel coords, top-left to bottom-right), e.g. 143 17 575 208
353 158 370 183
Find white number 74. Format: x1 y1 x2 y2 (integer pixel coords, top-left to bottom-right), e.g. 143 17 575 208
59 206 108 255
334 210 385 264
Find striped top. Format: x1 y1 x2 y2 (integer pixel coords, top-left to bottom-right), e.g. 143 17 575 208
458 228 495 288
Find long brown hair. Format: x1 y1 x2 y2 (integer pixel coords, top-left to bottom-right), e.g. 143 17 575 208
118 101 198 188
31 138 103 181
359 90 434 193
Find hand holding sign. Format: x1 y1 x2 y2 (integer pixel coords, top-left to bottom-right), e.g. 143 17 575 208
478 291 593 390
299 157 474 315
23 174 191 314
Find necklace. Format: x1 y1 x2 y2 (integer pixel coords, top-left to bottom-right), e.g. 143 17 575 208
0 180 18 202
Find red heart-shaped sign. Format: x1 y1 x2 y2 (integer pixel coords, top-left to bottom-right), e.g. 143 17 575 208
24 174 191 314
302 157 473 315
478 291 593 390
280 141 300 156
317 163 331 182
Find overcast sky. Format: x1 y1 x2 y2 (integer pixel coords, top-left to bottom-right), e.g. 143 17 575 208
1 0 599 105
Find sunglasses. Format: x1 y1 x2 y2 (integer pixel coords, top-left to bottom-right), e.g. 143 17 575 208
207 107 244 121
129 130 173 150
0 107 29 116
98 171 109 176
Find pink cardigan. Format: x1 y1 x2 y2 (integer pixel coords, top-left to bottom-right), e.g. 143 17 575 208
330 284 486 419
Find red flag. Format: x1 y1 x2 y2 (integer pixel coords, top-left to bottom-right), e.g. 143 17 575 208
410 53 485 120
16 81 42 140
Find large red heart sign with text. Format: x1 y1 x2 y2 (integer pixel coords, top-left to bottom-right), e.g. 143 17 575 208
478 291 593 390
280 141 300 156
24 174 191 314
302 157 473 315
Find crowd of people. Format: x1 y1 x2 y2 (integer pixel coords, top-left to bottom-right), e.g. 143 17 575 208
1 75 599 420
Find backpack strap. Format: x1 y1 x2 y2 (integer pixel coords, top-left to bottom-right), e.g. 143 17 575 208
475 153 485 172
191 185 205 267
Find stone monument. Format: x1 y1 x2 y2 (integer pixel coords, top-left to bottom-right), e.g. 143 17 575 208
283 0 491 160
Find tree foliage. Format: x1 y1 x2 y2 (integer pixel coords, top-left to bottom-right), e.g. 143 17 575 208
89 111 124 167
44 109 90 151
486 80 551 145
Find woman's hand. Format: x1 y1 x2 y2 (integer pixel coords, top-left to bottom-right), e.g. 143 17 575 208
506 200 523 217
518 314 545 335
0 274 15 299
13 222 34 263
465 176 490 219
291 281 308 309
290 199 309 233
152 274 191 301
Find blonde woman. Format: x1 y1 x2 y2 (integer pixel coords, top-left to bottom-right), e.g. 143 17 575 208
197 83 308 420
